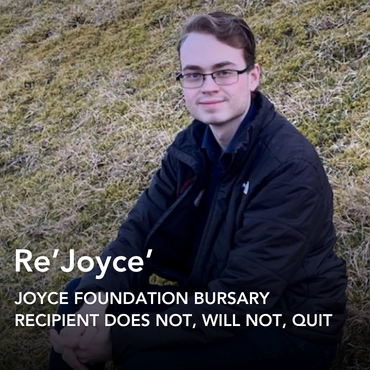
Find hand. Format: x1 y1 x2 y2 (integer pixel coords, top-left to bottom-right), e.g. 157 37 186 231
61 348 90 370
50 328 89 370
50 316 111 366
75 323 112 364
50 291 109 369
50 324 86 354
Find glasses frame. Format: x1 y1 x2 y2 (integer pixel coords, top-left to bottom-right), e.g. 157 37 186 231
176 66 250 89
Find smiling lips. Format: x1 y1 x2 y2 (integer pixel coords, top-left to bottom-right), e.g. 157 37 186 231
199 100 225 106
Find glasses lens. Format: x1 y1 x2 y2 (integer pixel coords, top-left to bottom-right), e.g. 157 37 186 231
182 74 203 88
213 70 238 85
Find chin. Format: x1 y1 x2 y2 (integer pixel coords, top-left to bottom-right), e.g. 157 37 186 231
205 117 230 126
196 113 227 125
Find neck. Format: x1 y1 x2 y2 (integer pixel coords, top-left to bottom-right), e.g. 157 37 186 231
209 109 249 150
209 125 236 150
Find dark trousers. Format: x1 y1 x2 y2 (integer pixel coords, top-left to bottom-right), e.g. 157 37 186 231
49 278 337 370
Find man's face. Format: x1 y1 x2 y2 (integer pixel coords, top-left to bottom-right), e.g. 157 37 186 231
179 33 260 128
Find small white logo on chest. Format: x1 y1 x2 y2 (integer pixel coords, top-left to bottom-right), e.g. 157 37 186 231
242 181 250 195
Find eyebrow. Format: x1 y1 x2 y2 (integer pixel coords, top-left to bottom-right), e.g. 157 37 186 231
182 61 237 72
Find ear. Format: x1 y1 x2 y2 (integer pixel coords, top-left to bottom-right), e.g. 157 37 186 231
248 64 260 92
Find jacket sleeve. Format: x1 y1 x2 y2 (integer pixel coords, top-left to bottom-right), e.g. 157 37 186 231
76 150 179 294
111 158 341 363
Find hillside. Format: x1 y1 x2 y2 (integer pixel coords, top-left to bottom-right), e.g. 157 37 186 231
0 0 369 369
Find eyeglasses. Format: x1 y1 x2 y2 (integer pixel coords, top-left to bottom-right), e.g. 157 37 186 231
176 67 250 89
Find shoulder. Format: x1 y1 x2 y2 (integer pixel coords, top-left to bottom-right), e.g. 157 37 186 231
163 120 206 171
248 94 331 194
255 93 324 171
170 120 205 150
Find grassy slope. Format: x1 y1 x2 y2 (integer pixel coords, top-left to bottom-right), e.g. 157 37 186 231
0 0 369 368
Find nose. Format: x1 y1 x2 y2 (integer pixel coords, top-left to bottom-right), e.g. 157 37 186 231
201 75 219 93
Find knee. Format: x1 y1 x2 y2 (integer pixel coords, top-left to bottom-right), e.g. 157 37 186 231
63 277 82 294
310 345 337 370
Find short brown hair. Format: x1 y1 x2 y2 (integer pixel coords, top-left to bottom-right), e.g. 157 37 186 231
177 12 256 67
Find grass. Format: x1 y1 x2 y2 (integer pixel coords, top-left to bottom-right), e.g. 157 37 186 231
0 0 369 369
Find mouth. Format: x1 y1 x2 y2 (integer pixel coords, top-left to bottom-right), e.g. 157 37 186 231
198 100 225 106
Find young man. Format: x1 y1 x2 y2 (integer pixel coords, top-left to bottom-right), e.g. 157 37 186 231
50 12 347 370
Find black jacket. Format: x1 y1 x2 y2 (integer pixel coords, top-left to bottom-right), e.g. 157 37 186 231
77 92 347 364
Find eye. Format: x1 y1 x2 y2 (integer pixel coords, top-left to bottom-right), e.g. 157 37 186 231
183 73 202 80
214 70 233 78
